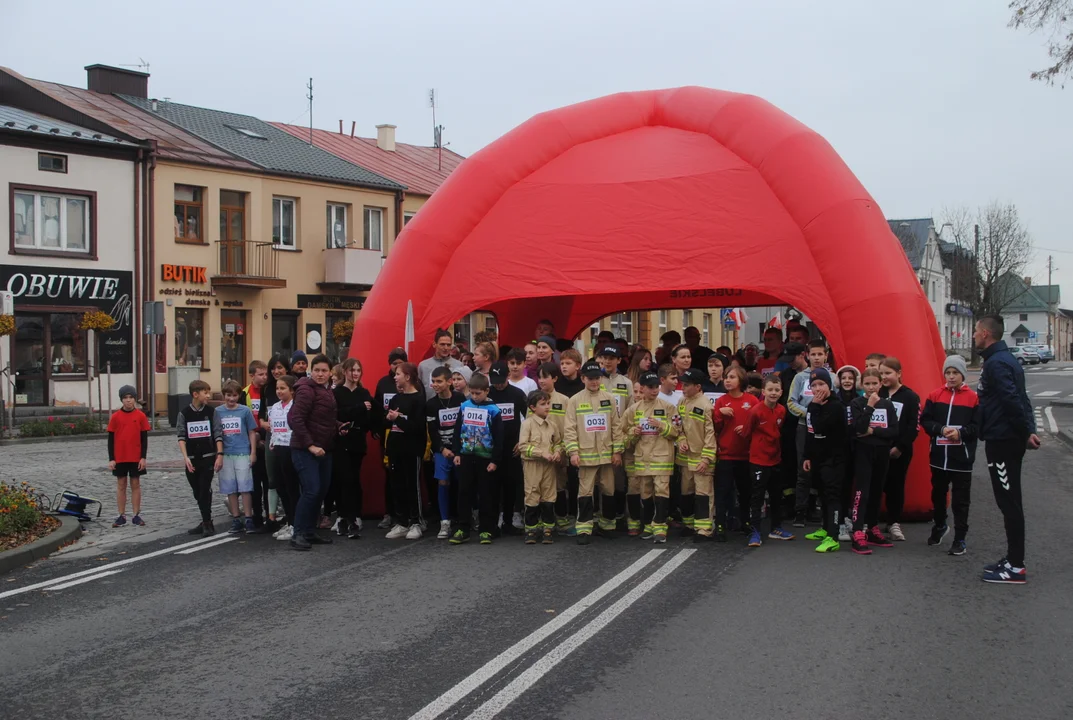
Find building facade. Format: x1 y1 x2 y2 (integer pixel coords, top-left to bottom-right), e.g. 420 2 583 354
998 273 1062 355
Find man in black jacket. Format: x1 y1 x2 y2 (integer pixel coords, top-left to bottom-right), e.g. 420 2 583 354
974 315 1040 584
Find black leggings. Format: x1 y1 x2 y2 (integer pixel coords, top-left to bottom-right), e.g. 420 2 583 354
932 468 971 541
185 456 215 524
389 451 423 527
851 443 890 532
272 446 300 525
714 459 750 529
884 448 913 524
332 447 365 522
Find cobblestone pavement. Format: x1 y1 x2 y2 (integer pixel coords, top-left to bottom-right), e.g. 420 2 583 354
3 434 212 558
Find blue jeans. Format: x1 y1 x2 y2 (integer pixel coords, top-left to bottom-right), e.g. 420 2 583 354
291 449 333 539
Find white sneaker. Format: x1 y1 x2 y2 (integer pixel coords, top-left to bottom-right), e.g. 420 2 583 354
405 523 423 540
386 524 409 539
512 512 524 530
498 512 504 529
419 517 428 533
377 515 392 530
355 517 363 531
838 520 851 542
889 522 906 541
331 517 344 536
274 525 293 540
437 520 451 539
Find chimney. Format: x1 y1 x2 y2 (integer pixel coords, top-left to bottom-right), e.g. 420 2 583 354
85 64 149 98
1024 277 1032 286
376 124 396 152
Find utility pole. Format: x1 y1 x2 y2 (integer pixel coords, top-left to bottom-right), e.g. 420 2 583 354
971 223 981 364
307 78 314 146
1047 254 1054 347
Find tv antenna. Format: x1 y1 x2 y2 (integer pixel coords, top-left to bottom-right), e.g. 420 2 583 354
119 58 150 73
306 78 314 145
429 88 447 169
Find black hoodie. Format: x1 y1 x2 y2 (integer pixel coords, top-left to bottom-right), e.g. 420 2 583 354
804 395 847 464
849 394 900 447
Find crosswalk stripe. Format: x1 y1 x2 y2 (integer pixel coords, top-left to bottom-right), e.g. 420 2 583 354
1036 391 1061 397
174 536 238 554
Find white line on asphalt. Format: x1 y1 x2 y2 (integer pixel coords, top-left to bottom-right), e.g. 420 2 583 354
44 569 125 591
174 536 239 554
1045 406 1059 433
0 533 226 600
408 549 665 720
464 549 697 720
1036 391 1061 397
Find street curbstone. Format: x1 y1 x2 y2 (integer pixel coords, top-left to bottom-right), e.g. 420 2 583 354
1056 429 1073 452
0 514 83 576
0 429 175 447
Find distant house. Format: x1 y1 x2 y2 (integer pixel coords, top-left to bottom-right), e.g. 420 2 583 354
996 272 1062 355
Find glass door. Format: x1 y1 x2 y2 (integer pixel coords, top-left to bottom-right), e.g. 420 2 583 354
13 314 47 405
220 310 247 386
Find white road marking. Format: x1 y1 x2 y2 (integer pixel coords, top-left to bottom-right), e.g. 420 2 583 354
408 549 665 720
174 536 239 554
1045 406 1059 434
44 569 125 590
1036 391 1061 397
0 534 226 600
464 549 696 720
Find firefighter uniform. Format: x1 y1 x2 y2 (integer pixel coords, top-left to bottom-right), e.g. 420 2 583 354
676 390 717 536
601 368 633 520
545 390 573 529
564 371 624 538
621 395 680 540
518 412 562 541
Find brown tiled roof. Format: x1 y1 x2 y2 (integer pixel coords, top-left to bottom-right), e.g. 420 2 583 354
271 123 464 196
0 67 258 170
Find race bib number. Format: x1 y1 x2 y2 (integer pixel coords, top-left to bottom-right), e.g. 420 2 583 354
271 417 289 433
803 387 814 398
806 415 814 434
271 417 291 445
497 403 516 422
187 420 211 439
704 392 725 405
892 401 904 420
250 399 261 413
869 408 889 429
221 416 242 435
937 425 963 446
639 417 660 436
382 393 396 410
463 407 488 427
761 367 775 377
584 413 609 433
439 407 459 427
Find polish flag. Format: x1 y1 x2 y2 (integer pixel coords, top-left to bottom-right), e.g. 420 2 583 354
767 313 784 330
730 307 749 329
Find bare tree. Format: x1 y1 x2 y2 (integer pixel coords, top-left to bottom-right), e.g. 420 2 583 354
1009 0 1073 85
939 205 978 306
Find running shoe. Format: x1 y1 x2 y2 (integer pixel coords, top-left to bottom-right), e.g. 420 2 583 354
949 539 967 556
653 532 667 544
867 526 893 548
187 521 203 535
331 517 344 536
512 512 524 530
851 530 871 555
640 527 655 540
479 532 493 545
202 520 215 537
112 515 127 528
792 511 806 528
525 530 538 545
928 524 949 546
768 527 795 541
748 529 762 547
982 561 1026 584
449 529 469 545
542 528 554 544
354 518 363 531
347 522 362 539
804 528 828 541
385 524 409 539
815 536 840 553
984 556 1009 573
837 520 850 542
227 517 243 534
275 525 293 540
888 522 906 541
405 523 423 540
131 515 145 527
245 517 257 533
377 514 392 530
437 520 451 539
319 515 332 530
627 527 640 537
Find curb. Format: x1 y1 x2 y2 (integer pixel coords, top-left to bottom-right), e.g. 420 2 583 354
0 429 174 447
0 514 83 576
1056 429 1073 452
1048 398 1073 408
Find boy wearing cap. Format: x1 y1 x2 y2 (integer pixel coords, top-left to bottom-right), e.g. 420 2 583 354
596 344 632 525
564 360 625 544
536 362 574 531
801 368 848 553
107 385 151 527
919 355 980 556
621 371 680 540
518 390 562 543
675 369 718 540
488 360 528 534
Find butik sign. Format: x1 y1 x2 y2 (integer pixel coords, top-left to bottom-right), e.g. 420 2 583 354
161 265 208 284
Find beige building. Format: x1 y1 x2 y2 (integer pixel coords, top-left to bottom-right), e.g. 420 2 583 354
588 309 739 356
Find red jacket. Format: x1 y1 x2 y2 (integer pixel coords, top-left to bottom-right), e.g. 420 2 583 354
712 393 758 461
742 401 786 467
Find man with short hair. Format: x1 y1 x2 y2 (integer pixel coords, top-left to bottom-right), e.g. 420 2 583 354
787 324 810 346
684 326 714 371
974 314 1040 584
418 328 472 398
756 327 785 375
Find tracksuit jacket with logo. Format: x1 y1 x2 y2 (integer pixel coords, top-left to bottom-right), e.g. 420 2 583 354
919 384 980 472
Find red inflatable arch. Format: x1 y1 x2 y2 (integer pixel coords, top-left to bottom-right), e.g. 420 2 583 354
352 86 945 517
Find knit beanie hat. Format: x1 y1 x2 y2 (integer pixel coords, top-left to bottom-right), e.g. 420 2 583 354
809 367 833 389
943 354 968 380
118 385 137 400
291 350 308 366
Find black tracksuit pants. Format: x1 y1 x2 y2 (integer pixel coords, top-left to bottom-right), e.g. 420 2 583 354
813 457 845 536
931 468 971 541
272 446 300 524
749 463 783 532
884 448 912 524
850 443 890 532
715 459 750 530
985 439 1027 567
389 452 423 528
333 446 365 522
185 455 216 524
455 455 498 535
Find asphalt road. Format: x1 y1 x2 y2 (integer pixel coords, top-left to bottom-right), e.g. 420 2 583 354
2 440 1072 718
1018 361 1073 435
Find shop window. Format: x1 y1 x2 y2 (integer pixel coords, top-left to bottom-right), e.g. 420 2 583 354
11 187 93 255
272 311 298 360
49 314 87 375
174 185 204 242
363 207 383 251
273 197 296 248
327 203 348 249
325 311 354 363
175 308 205 368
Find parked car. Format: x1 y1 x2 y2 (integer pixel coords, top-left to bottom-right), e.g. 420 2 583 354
1010 345 1040 365
1026 344 1054 363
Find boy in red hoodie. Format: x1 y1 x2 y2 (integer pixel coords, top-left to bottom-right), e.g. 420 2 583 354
737 375 793 546
711 367 754 541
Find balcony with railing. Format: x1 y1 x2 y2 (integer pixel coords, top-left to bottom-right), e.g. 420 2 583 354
212 241 287 289
318 246 383 291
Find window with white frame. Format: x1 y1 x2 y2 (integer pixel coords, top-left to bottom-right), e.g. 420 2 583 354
363 207 384 251
273 197 296 248
326 203 348 249
12 190 90 253
682 310 693 329
703 313 711 346
610 312 633 343
404 211 416 226
659 310 667 335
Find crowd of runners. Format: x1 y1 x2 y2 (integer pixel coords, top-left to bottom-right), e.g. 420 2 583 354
103 315 1038 584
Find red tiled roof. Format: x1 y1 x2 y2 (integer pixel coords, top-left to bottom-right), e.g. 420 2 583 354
1 67 258 171
271 123 464 196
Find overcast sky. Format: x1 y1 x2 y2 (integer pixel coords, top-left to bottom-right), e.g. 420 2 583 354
8 0 1073 310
